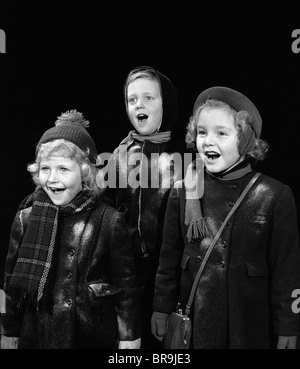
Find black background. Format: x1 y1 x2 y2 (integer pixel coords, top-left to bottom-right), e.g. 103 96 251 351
1 1 300 283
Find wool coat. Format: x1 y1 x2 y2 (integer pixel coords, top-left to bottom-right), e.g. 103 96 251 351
153 170 300 349
1 197 140 349
106 67 179 289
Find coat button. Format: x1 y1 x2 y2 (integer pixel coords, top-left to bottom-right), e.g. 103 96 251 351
228 201 235 207
69 249 75 256
196 256 202 263
221 241 227 248
232 184 238 190
220 261 225 268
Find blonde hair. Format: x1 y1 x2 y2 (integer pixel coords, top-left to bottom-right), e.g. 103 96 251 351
186 99 268 161
125 68 161 102
27 139 100 197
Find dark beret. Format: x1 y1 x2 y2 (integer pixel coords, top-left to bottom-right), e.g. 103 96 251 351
193 86 262 138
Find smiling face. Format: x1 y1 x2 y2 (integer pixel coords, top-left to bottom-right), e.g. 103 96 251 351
127 77 163 135
38 154 82 206
196 107 241 173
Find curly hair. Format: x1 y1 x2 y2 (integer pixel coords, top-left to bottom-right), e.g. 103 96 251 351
27 139 100 197
186 99 269 161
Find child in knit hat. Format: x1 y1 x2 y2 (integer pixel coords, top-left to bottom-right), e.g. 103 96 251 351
98 66 179 348
0 110 141 349
152 87 300 349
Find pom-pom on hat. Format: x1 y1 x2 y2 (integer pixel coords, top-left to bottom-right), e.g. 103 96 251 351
37 110 98 163
193 86 262 138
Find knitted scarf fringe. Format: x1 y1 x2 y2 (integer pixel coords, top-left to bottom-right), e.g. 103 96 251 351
186 218 210 243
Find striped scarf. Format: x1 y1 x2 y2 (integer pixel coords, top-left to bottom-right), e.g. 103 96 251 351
8 187 95 308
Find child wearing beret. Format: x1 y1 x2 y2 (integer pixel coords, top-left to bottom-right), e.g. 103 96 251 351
151 87 300 349
0 110 141 349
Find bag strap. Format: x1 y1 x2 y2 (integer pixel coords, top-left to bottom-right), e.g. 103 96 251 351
184 172 261 316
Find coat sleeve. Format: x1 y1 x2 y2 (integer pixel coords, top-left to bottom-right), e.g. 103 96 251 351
108 210 141 341
268 184 300 336
1 210 29 337
152 182 185 314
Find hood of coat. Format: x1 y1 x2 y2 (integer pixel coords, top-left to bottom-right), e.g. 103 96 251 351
124 66 178 133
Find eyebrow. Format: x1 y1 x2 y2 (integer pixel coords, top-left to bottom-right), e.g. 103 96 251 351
197 124 233 130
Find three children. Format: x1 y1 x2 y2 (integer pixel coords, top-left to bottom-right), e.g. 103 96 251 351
2 81 300 350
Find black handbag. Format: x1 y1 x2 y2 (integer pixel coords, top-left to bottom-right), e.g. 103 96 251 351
164 173 261 349
164 309 192 349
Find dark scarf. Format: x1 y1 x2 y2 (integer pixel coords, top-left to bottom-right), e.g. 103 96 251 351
206 157 252 181
115 130 171 172
120 129 171 146
185 158 252 243
8 187 95 308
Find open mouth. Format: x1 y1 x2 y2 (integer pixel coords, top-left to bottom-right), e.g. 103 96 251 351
205 151 221 160
48 186 65 194
137 113 148 123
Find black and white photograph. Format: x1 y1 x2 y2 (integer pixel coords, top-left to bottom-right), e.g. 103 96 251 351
1 1 300 357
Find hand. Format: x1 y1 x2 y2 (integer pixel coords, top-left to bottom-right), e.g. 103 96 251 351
0 335 19 349
0 289 6 313
151 311 169 342
118 338 141 349
276 336 297 349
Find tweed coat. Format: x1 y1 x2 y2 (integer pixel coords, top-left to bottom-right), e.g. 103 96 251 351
1 197 140 349
153 170 300 349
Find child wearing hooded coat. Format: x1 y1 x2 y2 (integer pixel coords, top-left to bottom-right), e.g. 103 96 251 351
99 66 179 347
0 110 141 349
151 87 300 349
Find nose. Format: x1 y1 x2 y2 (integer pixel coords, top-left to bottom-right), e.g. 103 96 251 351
136 98 145 109
47 169 58 183
203 133 216 147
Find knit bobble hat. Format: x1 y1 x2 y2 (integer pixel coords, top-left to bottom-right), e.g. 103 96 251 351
37 110 98 163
